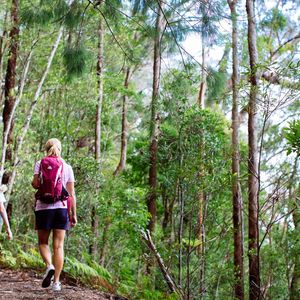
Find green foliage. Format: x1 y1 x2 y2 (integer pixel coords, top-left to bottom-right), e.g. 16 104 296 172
206 68 228 104
0 249 17 268
63 45 88 80
283 120 300 155
64 256 112 286
64 2 82 29
2 0 300 298
21 0 69 27
261 8 287 32
18 249 44 269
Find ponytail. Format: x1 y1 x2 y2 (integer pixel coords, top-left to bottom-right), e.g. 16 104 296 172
45 138 61 157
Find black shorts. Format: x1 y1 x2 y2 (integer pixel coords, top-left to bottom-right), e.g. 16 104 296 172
35 208 69 230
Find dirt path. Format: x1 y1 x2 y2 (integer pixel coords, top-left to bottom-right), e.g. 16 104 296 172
0 269 127 300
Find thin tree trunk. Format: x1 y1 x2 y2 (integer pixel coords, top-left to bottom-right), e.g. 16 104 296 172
197 40 207 108
95 17 104 163
178 182 184 287
147 0 165 233
198 192 206 298
89 205 99 256
228 1 244 299
290 196 300 300
246 0 260 299
99 216 111 266
0 48 34 183
286 159 300 299
198 124 206 298
92 11 104 260
141 229 183 298
0 10 9 104
113 67 131 176
2 0 19 163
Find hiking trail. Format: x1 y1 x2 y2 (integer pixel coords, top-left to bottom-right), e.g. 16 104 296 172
0 268 127 300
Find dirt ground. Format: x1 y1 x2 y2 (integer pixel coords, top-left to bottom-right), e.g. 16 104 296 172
0 269 127 300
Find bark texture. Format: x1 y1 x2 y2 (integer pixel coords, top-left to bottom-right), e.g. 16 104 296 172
114 67 131 176
0 48 33 183
246 0 260 299
290 200 300 300
3 0 19 162
90 205 99 256
228 1 244 299
0 11 9 104
95 17 104 163
147 0 164 233
197 42 207 108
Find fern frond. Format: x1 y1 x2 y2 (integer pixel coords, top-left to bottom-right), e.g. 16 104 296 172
17 249 44 268
0 249 17 268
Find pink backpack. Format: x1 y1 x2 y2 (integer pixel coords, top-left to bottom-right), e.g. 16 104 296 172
36 156 63 203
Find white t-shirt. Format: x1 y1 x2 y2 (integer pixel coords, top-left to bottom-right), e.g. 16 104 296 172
0 192 6 203
34 158 75 211
0 185 7 203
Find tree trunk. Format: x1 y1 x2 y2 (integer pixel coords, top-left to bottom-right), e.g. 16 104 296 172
2 0 19 163
197 39 207 108
89 205 99 256
99 216 111 266
113 67 131 176
228 1 244 299
246 0 260 299
0 10 9 104
290 198 300 300
178 182 184 287
0 48 33 183
93 11 105 260
95 17 104 163
198 192 206 298
147 0 165 233
141 230 183 298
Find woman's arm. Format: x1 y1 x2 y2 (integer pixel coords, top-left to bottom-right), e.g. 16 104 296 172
66 181 77 226
31 174 40 189
0 202 13 240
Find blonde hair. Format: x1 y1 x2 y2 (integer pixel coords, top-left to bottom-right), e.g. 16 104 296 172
45 138 62 157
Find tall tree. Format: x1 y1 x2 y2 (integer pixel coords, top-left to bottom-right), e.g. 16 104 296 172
228 0 244 299
147 0 165 233
95 13 104 163
92 1 105 258
0 10 9 103
2 0 19 163
290 188 300 300
246 0 260 298
114 66 131 176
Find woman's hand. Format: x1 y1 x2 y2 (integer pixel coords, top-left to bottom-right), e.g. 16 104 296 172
71 215 77 227
7 228 13 240
31 175 40 189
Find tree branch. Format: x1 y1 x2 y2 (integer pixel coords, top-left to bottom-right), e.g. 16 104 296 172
141 229 184 298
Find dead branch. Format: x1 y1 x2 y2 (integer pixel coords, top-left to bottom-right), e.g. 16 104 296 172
141 229 184 299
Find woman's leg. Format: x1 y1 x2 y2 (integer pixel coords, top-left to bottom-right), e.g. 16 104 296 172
37 229 52 266
52 229 66 283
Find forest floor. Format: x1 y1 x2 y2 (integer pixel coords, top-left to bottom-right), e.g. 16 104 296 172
0 268 127 300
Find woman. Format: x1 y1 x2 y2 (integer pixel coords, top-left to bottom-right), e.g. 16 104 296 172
32 138 77 291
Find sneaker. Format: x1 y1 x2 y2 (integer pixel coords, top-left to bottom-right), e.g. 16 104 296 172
52 281 61 292
42 264 55 288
